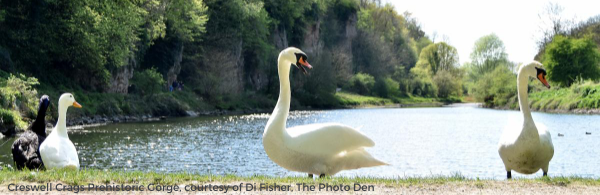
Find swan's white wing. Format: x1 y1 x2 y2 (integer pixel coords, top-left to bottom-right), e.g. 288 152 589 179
285 123 375 156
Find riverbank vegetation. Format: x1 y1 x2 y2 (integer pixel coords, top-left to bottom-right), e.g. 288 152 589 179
464 4 600 110
1 1 600 133
0 0 463 132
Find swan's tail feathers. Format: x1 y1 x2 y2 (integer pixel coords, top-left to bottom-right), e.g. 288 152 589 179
338 148 388 170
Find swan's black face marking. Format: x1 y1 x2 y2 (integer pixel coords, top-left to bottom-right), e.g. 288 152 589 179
294 52 310 75
535 67 550 89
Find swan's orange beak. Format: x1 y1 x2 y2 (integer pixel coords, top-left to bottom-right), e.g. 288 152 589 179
538 73 550 89
72 101 82 108
296 57 312 75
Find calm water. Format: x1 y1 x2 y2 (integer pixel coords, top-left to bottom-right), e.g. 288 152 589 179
1 104 598 179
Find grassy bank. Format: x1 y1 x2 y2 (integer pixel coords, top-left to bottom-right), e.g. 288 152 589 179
0 168 599 187
336 91 460 108
529 81 600 111
491 81 600 112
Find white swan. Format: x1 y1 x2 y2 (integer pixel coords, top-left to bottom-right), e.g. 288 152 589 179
40 93 82 170
498 61 554 179
263 47 387 178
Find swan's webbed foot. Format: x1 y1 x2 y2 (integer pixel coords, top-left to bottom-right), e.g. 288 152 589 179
507 171 512 179
319 174 325 178
543 172 548 177
308 174 313 178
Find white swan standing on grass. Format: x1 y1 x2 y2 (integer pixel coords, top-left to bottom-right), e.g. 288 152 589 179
498 61 554 179
263 47 387 178
40 93 82 170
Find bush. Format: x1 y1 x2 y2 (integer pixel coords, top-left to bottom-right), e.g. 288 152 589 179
130 68 166 96
0 74 39 118
471 65 516 107
409 67 437 97
347 73 375 95
433 70 461 98
373 77 400 98
542 35 600 87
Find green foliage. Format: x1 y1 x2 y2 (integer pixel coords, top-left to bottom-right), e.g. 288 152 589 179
347 73 376 95
468 34 509 79
0 74 39 117
166 0 208 42
336 91 393 106
373 77 400 98
414 42 460 75
0 74 39 130
433 70 462 98
470 65 516 107
131 68 166 96
542 35 600 87
409 68 437 97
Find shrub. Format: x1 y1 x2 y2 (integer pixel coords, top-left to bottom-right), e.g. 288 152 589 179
373 77 400 98
471 65 516 107
0 74 39 118
130 68 166 96
433 70 461 98
347 73 375 95
542 35 600 87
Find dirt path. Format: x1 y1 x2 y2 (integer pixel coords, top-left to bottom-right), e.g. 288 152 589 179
1 181 598 194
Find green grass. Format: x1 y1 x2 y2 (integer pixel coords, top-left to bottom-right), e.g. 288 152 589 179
527 81 600 111
335 91 394 106
0 168 598 187
336 91 459 108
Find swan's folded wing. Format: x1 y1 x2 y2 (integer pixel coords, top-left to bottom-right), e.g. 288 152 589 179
285 123 375 156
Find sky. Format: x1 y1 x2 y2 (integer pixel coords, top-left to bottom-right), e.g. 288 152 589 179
386 0 599 64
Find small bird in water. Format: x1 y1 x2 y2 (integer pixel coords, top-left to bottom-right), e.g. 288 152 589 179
585 132 591 135
557 133 564 137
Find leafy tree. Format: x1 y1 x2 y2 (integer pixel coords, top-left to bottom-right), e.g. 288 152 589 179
414 42 459 76
469 34 509 77
433 70 461 98
542 35 600 87
470 65 516 106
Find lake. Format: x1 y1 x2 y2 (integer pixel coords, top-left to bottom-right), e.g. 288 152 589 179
1 104 598 179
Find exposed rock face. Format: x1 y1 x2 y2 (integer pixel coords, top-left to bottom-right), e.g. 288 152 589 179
302 19 323 55
108 64 134 94
203 39 244 95
335 13 358 82
273 27 289 50
0 46 14 72
166 43 184 88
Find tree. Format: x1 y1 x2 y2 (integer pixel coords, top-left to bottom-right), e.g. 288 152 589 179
537 2 575 49
542 35 600 87
414 42 459 76
469 34 509 77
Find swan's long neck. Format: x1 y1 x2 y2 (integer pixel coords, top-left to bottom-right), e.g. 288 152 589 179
517 72 533 124
32 102 48 135
55 103 69 138
264 56 291 138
